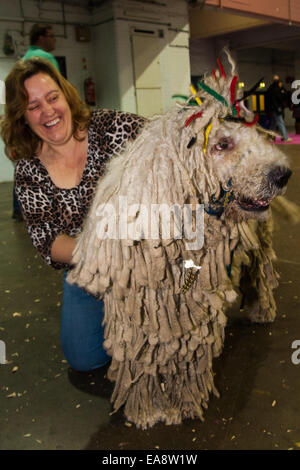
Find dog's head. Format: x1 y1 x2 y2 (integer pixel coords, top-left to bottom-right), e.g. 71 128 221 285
180 51 291 221
207 120 291 221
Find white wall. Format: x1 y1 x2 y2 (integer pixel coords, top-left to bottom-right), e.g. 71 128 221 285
93 20 120 110
0 1 96 95
92 1 120 110
113 0 190 114
189 37 217 77
0 17 23 182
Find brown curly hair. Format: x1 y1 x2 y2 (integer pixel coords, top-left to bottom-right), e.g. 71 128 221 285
0 57 91 161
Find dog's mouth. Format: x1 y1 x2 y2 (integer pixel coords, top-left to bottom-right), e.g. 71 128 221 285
237 196 271 212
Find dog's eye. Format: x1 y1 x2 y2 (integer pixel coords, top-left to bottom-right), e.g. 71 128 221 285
215 137 234 151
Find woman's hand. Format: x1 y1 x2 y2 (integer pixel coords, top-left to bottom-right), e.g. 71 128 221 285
51 234 77 265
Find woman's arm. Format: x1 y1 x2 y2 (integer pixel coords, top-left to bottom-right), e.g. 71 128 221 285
15 161 80 270
51 234 77 265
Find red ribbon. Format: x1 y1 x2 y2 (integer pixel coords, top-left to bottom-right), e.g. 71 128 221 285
217 58 226 78
185 111 203 127
230 75 238 104
234 101 241 116
243 114 259 127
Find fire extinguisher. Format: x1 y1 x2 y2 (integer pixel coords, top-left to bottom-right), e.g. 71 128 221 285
84 77 96 106
3 32 15 56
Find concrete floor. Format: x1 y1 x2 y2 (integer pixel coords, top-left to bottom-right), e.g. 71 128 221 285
0 144 300 451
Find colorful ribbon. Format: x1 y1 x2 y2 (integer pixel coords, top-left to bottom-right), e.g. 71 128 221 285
197 80 229 108
190 84 202 106
217 58 226 78
203 121 213 155
243 114 259 127
230 75 238 105
185 111 203 127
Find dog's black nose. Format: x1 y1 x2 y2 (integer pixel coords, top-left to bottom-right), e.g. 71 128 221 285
269 167 292 188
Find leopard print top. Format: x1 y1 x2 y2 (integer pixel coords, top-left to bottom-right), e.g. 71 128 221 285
15 109 146 270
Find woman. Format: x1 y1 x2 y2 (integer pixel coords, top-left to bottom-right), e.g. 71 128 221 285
0 57 146 372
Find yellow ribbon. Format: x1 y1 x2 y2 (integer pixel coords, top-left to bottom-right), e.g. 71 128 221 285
203 121 213 155
190 84 202 106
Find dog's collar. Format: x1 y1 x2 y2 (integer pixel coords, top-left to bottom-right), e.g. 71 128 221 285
221 114 259 127
204 179 233 217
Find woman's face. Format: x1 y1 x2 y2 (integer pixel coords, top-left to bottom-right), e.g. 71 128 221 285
24 73 73 148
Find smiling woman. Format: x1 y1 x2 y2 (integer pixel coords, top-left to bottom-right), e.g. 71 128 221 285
24 73 73 146
0 57 146 374
1 58 90 162
23 72 88 189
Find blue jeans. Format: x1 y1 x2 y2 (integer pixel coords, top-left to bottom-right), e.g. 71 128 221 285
272 113 288 140
61 272 110 371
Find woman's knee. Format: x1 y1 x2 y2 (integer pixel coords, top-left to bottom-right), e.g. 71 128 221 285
61 336 110 371
61 276 109 371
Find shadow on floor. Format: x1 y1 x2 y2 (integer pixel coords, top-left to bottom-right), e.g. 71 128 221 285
81 310 273 451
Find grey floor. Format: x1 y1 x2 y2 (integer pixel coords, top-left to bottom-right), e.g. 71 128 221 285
0 144 300 451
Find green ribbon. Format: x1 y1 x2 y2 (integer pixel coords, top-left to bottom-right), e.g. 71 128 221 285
197 81 238 116
172 86 238 115
231 105 237 116
171 95 199 106
197 81 228 107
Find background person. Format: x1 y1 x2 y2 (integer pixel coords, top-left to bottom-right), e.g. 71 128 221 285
0 57 146 374
266 76 291 142
23 24 59 70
